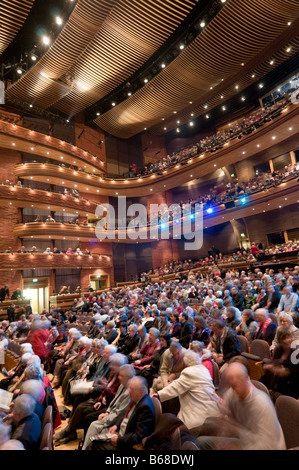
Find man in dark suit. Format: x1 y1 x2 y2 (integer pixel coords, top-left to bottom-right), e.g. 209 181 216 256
178 312 193 349
211 319 241 372
85 376 155 450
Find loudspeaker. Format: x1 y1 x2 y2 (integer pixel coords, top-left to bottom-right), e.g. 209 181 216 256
225 201 235 209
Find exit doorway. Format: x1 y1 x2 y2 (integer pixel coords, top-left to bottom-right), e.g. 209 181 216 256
22 278 49 314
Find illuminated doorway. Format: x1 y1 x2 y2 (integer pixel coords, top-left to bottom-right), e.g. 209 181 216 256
22 278 49 314
89 274 109 291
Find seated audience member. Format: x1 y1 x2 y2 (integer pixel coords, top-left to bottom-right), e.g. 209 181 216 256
4 394 42 450
54 353 127 445
158 311 171 332
118 324 139 356
190 316 211 346
260 328 299 400
277 286 299 314
132 327 160 371
83 376 155 450
224 307 241 331
210 320 241 373
82 364 136 449
19 379 46 419
0 352 32 391
102 320 118 344
270 312 299 352
168 312 181 339
52 328 82 388
194 362 286 450
177 312 193 349
136 331 171 389
230 287 244 310
235 309 258 342
265 285 281 313
189 341 213 380
128 325 149 363
253 308 277 346
151 341 186 393
155 350 220 431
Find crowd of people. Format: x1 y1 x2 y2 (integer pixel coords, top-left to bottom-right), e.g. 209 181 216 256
0 257 299 450
2 245 91 256
128 97 289 178
139 239 299 281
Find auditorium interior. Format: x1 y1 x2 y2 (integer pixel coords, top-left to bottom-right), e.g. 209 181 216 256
0 0 299 452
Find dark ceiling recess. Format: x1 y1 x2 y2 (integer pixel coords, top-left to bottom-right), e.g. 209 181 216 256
0 0 76 82
84 0 225 123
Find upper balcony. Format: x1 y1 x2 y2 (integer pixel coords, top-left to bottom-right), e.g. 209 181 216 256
0 184 99 216
13 102 299 197
12 175 299 243
0 252 112 271
0 119 105 175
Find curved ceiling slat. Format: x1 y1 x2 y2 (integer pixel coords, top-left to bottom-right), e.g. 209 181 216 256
5 0 198 116
94 0 299 138
0 0 35 56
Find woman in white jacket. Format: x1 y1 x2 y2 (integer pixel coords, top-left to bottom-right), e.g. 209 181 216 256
155 350 220 430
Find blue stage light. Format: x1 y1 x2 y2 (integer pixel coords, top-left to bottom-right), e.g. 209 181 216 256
240 197 247 204
206 207 214 214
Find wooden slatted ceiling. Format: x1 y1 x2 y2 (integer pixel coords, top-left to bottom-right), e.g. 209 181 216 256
94 0 299 138
0 0 35 55
5 0 197 116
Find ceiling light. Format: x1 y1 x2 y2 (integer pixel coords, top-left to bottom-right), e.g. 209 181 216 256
241 96 246 101
251 74 255 78
42 36 50 46
222 106 226 111
204 104 208 109
163 127 167 130
161 63 166 68
205 114 209 119
235 85 239 89
286 47 291 52
259 83 264 88
269 60 274 65
96 112 100 116
56 16 63 25
176 128 180 133
177 120 180 124
190 112 194 116
179 44 184 50
16 68 22 75
144 78 148 83
220 95 224 99
112 102 116 106
127 92 132 96
189 122 194 126
31 54 37 61
200 21 205 28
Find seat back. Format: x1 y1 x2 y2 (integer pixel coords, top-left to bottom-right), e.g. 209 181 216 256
151 396 162 425
211 360 220 389
249 339 270 360
275 395 299 449
39 422 53 450
237 335 249 353
41 405 53 429
251 380 270 396
269 313 278 325
181 440 201 450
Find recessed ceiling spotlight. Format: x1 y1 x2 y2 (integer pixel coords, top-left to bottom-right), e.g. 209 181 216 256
200 21 205 28
179 44 185 50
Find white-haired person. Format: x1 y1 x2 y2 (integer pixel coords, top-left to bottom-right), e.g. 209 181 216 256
62 336 93 404
55 352 127 445
270 312 299 352
0 352 32 391
52 327 82 388
154 350 220 431
4 394 41 450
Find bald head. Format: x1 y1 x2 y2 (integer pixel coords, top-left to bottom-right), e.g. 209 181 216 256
225 362 251 400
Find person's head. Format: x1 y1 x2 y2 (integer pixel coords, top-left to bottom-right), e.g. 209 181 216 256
179 312 188 323
148 327 160 344
225 362 251 400
12 394 36 425
183 350 201 367
118 364 136 388
20 379 45 403
129 376 148 404
190 340 205 354
226 307 237 319
211 319 225 336
68 328 82 341
255 308 269 324
159 331 172 349
137 325 147 339
194 316 207 329
102 344 117 363
283 286 293 296
169 341 183 361
242 309 255 323
109 353 128 374
276 328 293 349
170 312 179 323
128 323 138 338
23 365 42 382
278 312 293 329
